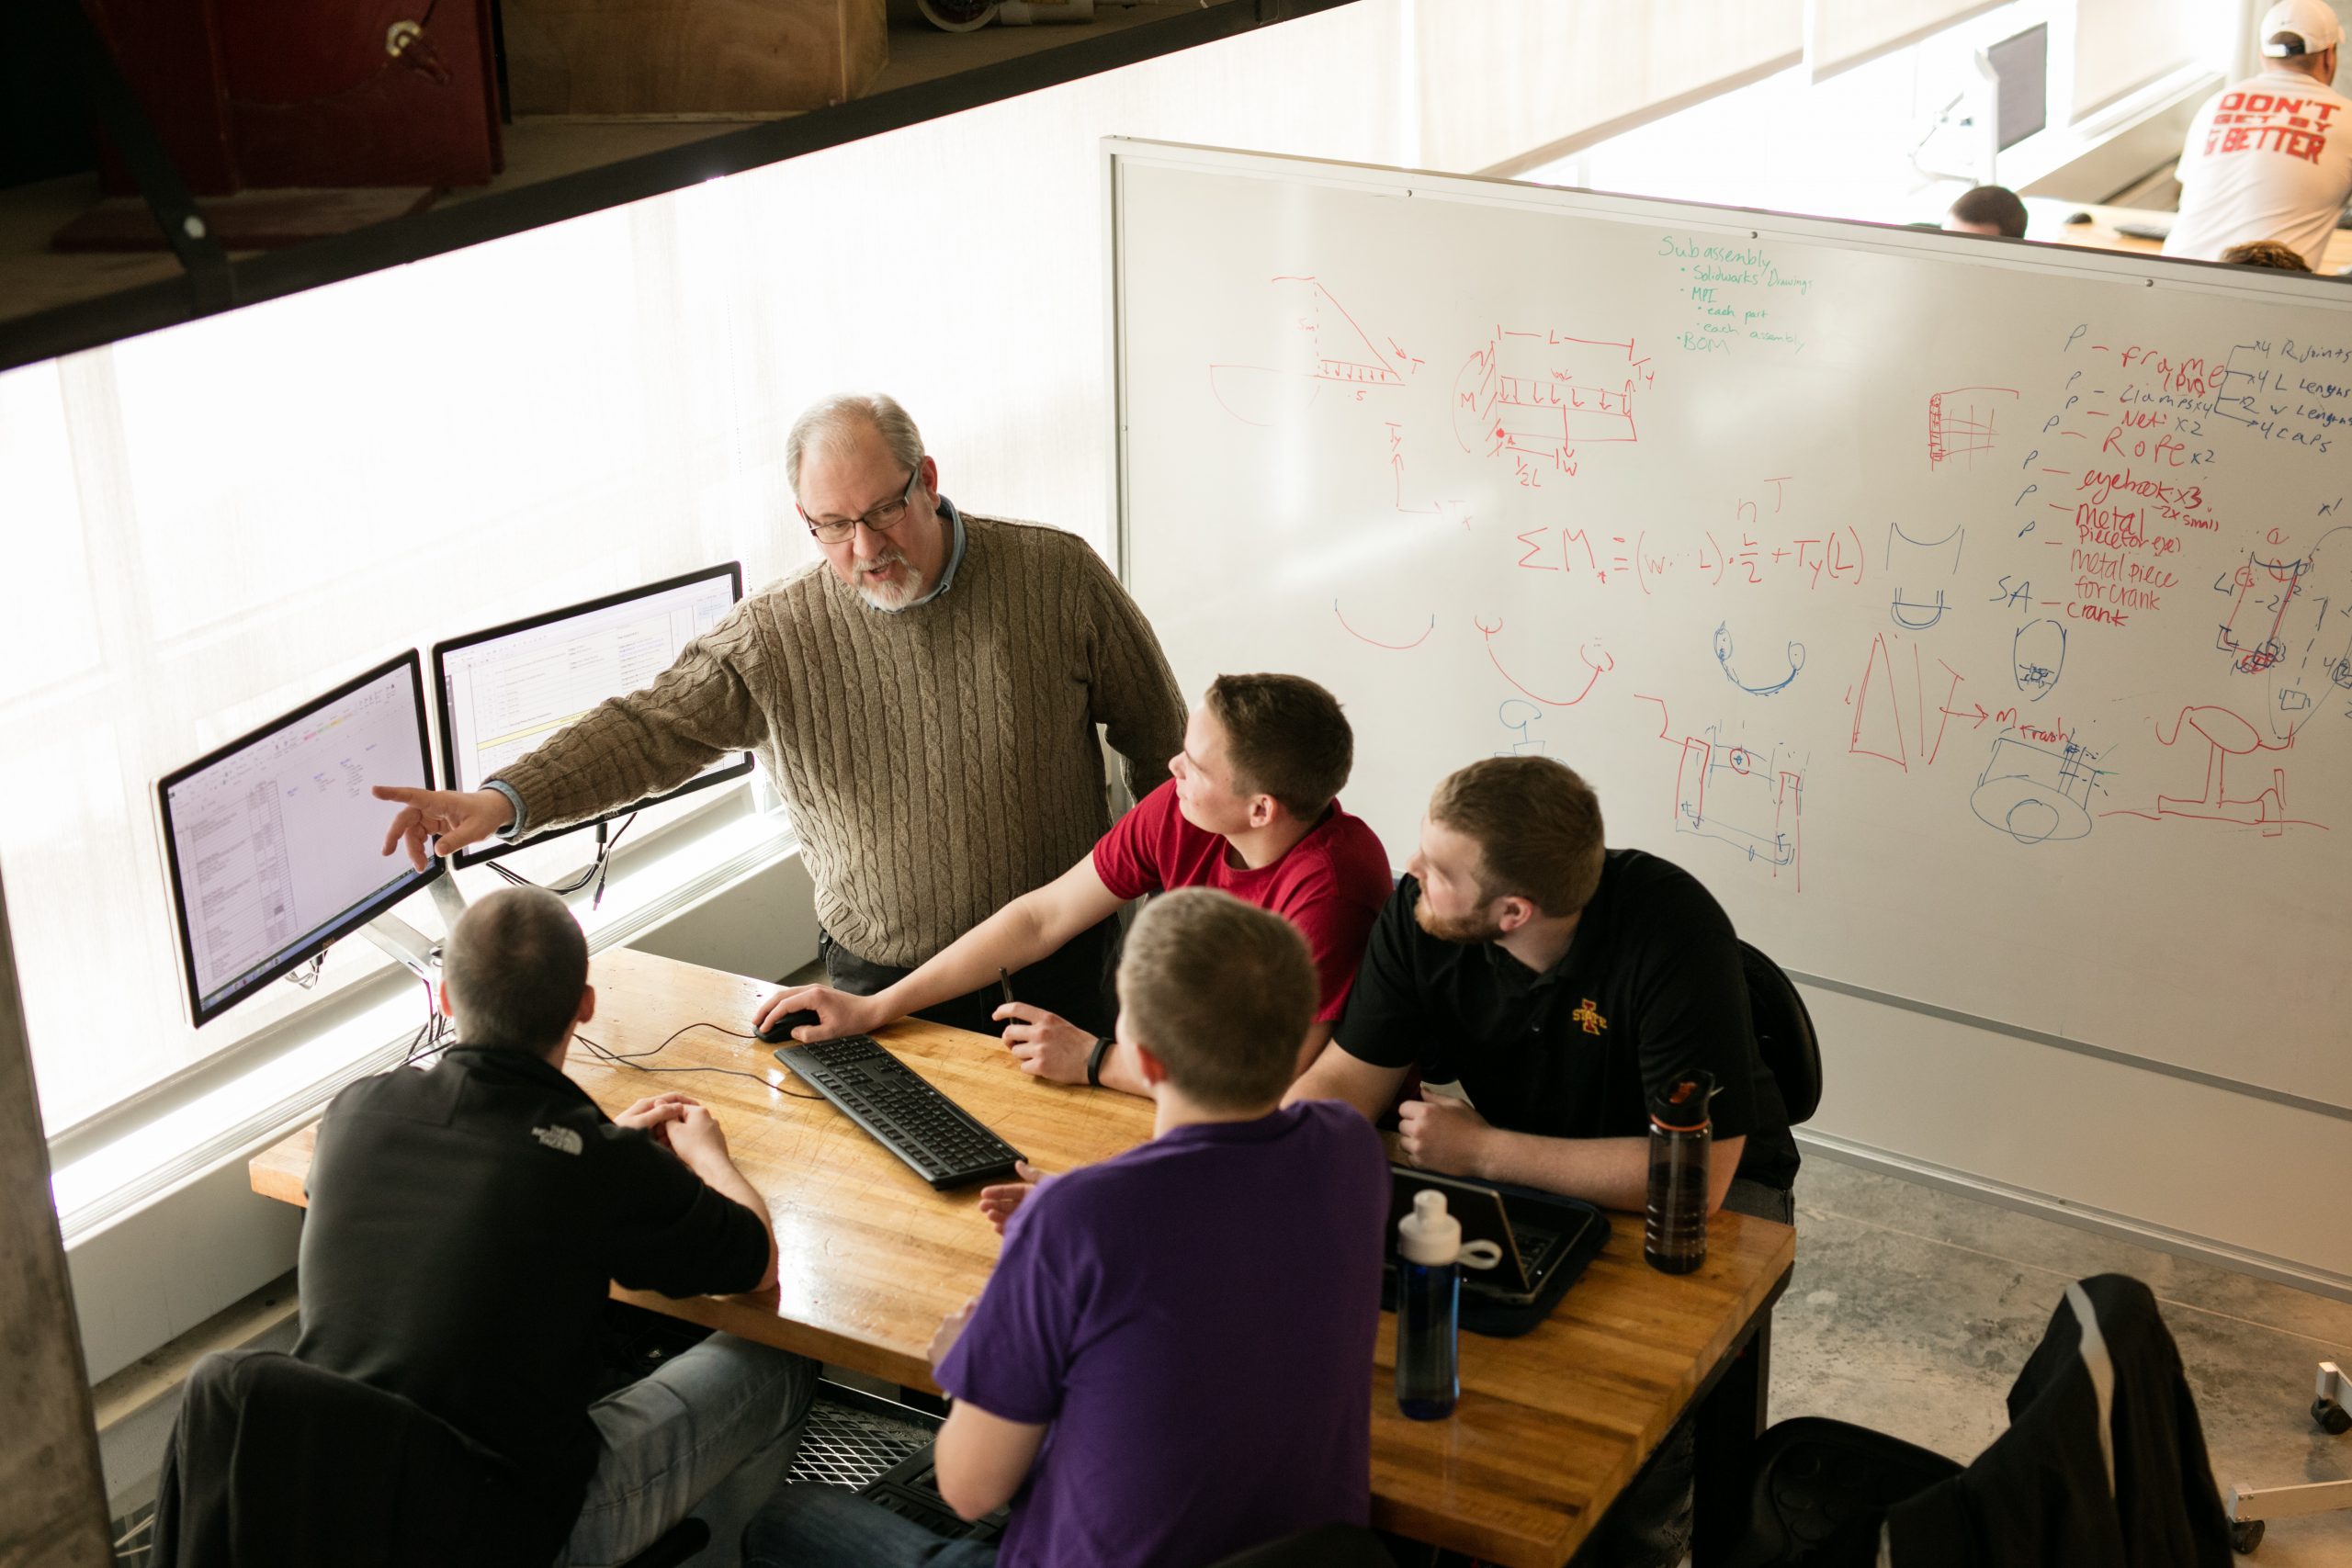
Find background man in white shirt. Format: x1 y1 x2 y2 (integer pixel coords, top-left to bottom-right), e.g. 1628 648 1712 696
2165 0 2350 270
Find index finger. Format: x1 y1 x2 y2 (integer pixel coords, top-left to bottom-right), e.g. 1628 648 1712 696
991 1001 1048 1026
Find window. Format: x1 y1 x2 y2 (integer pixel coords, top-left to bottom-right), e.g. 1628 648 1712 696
5 0 1824 1143
0 210 813 1134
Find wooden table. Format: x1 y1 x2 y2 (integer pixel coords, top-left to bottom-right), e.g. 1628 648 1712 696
2023 197 2352 274
253 946 1796 1568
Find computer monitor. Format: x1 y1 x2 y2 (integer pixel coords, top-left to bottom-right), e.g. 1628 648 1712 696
1986 23 2048 152
158 651 441 1027
431 564 751 866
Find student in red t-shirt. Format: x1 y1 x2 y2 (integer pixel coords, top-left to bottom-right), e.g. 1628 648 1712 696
756 674 1394 1097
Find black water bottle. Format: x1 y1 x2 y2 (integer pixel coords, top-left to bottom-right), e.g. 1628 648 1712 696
1644 1071 1715 1274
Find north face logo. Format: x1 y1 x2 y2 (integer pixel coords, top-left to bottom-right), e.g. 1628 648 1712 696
531 1124 584 1156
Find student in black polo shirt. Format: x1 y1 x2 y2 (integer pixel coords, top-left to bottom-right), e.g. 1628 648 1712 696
295 886 815 1567
1286 754 1798 1568
1288 753 1798 1213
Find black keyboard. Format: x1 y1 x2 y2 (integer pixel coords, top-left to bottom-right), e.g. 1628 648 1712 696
775 1036 1023 1190
862 1446 1008 1543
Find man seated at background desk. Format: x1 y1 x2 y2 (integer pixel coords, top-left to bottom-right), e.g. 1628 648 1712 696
1286 755 1799 1219
2164 0 2351 272
756 673 1393 1097
1944 184 2029 238
375 392 1185 1037
742 888 1390 1568
295 886 813 1568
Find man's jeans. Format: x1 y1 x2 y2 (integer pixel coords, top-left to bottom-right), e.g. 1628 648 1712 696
557 1334 817 1568
742 1483 1000 1568
1593 1177 1797 1568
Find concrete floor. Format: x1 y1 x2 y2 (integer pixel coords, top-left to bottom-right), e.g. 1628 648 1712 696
1775 1156 2352 1564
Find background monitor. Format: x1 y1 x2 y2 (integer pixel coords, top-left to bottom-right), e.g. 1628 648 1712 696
158 651 441 1027
1986 23 2048 152
432 563 751 865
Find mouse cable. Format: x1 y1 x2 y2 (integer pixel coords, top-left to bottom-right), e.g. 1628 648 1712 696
574 1021 823 1100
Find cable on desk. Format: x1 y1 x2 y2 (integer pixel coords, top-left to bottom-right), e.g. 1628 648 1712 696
575 1021 823 1100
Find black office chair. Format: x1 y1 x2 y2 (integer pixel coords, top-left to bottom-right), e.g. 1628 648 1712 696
1723 1275 2233 1568
151 1348 705 1568
1207 1522 1397 1567
1740 940 1822 1126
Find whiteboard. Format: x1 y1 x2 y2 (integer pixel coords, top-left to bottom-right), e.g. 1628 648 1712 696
1109 140 2352 1112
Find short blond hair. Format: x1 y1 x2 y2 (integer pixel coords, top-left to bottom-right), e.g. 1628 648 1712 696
1428 756 1606 916
1116 888 1317 1111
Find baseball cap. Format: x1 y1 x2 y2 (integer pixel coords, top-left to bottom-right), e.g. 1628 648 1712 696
2260 0 2343 56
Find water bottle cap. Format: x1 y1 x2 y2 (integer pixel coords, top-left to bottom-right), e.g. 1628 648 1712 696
1648 1070 1717 1133
1397 1188 1462 1265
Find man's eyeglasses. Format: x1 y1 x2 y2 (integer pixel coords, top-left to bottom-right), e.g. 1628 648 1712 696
799 465 923 545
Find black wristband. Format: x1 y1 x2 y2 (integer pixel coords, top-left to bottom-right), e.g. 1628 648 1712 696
1086 1034 1114 1088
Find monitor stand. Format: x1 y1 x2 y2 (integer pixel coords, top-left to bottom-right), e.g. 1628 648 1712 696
358 873 470 982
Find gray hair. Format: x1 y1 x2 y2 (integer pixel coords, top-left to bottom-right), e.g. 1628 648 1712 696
441 886 589 1053
785 393 924 494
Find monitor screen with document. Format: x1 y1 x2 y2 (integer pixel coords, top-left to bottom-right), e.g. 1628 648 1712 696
158 651 441 1027
432 564 751 865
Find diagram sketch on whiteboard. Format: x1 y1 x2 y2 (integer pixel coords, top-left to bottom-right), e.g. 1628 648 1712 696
2103 705 2326 836
1453 327 1652 482
1208 276 1419 426
1969 729 2110 845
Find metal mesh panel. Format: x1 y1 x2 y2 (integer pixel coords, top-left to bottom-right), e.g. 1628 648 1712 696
786 1394 936 1490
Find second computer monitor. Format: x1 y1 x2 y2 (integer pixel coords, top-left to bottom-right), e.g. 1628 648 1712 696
433 564 752 864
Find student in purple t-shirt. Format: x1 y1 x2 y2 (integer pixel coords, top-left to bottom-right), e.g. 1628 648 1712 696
754 673 1394 1100
741 888 1392 1568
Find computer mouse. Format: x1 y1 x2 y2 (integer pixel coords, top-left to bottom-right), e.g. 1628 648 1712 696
2064 210 2094 225
758 1009 822 1044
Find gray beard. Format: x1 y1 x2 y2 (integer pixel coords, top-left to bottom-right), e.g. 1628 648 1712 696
855 558 929 610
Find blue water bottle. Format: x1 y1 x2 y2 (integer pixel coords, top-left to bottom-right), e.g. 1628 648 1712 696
1396 1190 1464 1419
1395 1190 1502 1418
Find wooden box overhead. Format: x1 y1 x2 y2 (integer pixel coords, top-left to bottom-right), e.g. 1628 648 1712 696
502 0 889 116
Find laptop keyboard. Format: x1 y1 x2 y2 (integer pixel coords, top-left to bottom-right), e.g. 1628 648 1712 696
1509 1218 1561 1266
776 1036 1024 1190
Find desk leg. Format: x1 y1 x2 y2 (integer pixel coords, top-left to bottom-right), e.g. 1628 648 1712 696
1690 1314 1770 1566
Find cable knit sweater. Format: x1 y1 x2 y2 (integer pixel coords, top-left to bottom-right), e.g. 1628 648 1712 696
492 514 1185 966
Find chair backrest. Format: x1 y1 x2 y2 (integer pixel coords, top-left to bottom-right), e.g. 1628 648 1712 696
1739 941 1822 1126
1207 1523 1397 1568
1881 1275 2233 1565
153 1349 542 1568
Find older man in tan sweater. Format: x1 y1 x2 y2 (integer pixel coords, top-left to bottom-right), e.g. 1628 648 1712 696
377 393 1184 1035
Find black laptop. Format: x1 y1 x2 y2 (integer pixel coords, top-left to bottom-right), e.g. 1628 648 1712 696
1382 1166 1610 1334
